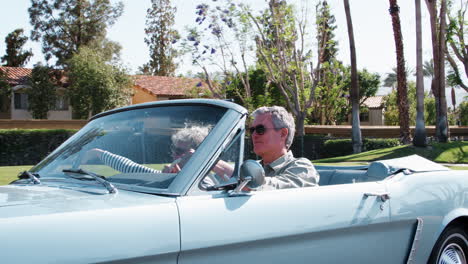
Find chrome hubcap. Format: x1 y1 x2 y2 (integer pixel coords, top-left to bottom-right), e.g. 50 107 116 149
439 243 466 264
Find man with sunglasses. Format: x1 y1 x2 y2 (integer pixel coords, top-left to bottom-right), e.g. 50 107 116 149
250 106 319 190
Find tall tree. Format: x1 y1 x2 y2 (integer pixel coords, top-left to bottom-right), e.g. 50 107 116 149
422 59 434 77
27 64 57 119
28 0 124 67
248 0 320 137
446 0 468 92
413 0 427 147
184 1 255 111
343 0 362 153
425 0 449 142
388 0 411 144
141 0 179 76
311 1 348 126
67 46 132 119
1 29 33 67
0 69 12 113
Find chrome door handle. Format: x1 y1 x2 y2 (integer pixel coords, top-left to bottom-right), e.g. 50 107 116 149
364 192 390 202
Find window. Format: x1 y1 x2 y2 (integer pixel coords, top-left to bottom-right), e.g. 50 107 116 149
14 93 28 110
360 112 369 122
201 130 242 190
53 95 69 110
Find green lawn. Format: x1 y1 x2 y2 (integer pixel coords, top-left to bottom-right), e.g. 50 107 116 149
0 165 33 185
313 141 468 164
0 164 167 186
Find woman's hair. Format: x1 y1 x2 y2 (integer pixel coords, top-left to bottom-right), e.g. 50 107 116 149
251 106 295 149
171 125 210 150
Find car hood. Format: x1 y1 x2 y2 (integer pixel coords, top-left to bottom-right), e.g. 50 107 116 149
0 182 175 218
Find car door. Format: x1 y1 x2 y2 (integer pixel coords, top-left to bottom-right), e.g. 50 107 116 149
177 181 409 264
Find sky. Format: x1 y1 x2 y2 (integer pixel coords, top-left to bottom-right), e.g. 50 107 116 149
0 0 466 104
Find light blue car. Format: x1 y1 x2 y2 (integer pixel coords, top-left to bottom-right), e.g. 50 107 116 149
1 99 467 264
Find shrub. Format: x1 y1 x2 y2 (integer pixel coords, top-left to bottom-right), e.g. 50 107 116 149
322 139 354 157
322 138 401 157
0 129 76 166
363 138 400 151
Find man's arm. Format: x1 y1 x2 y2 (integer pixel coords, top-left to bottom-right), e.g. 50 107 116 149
262 158 319 190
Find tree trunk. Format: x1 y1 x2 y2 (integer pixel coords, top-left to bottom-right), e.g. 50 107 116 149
413 0 427 147
437 0 448 142
343 0 362 153
389 0 412 144
296 112 305 157
425 0 449 142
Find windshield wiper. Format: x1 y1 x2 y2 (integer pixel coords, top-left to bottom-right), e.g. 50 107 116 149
62 168 117 194
18 171 41 184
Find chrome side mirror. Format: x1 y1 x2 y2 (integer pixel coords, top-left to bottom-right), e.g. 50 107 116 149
231 160 265 194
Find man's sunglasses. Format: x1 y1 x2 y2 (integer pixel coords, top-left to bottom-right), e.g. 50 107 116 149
249 124 279 135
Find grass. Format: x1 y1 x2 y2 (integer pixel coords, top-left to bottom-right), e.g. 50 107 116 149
0 165 33 185
313 141 468 164
0 164 167 186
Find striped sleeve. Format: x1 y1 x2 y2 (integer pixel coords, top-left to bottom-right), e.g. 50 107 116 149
100 151 161 174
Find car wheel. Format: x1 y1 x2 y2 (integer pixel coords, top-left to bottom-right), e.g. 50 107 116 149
429 226 468 264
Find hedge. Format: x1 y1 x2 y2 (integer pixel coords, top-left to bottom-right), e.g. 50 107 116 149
0 129 400 166
322 138 401 158
0 129 77 166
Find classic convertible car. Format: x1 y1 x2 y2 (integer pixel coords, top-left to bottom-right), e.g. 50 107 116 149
1 99 467 264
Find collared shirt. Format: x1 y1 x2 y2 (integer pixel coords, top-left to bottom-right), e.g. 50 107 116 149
259 151 319 190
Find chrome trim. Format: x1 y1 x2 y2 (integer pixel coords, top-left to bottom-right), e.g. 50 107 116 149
364 192 391 202
406 217 424 264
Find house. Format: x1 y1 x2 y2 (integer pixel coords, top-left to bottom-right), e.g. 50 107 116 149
0 66 71 120
132 75 208 104
0 66 209 120
360 96 385 126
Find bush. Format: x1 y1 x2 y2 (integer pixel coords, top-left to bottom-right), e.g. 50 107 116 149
363 138 400 151
0 129 76 166
322 139 354 158
322 138 401 158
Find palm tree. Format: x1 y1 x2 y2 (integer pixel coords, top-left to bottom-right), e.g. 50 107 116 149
413 0 427 147
384 66 413 90
343 0 362 153
383 68 397 89
425 0 449 142
422 59 434 78
388 0 411 144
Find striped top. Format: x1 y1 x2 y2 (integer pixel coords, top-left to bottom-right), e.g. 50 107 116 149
100 150 161 174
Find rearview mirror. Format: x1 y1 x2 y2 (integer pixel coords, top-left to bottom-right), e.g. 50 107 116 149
230 160 265 195
240 160 265 189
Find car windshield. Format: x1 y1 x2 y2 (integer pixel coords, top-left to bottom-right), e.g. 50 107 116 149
31 105 227 194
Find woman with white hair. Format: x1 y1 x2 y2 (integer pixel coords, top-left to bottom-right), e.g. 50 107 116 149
85 125 209 174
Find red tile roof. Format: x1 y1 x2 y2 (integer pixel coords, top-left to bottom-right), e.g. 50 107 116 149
133 75 207 97
0 66 32 86
363 96 385 109
1 67 208 97
0 66 69 87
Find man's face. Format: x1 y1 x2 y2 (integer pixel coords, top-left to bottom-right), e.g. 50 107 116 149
250 113 286 158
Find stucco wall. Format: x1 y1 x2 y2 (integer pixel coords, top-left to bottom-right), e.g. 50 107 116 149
369 109 384 126
132 86 157 104
11 109 72 120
